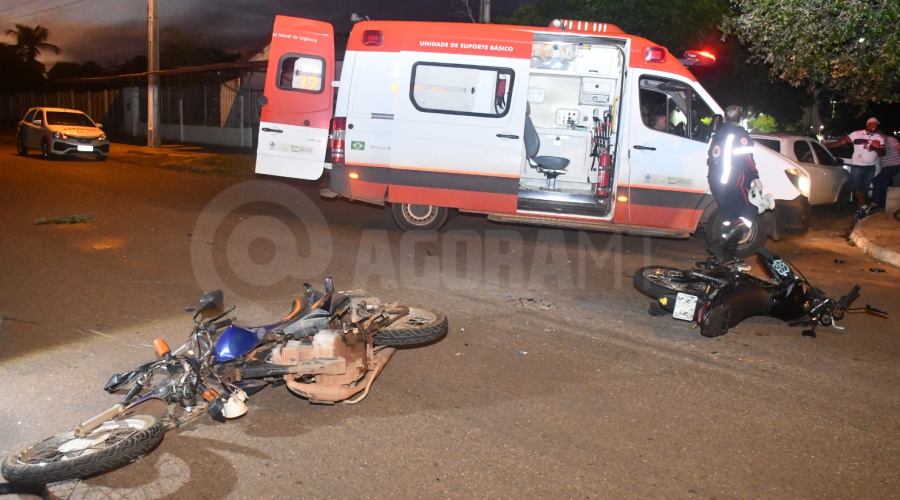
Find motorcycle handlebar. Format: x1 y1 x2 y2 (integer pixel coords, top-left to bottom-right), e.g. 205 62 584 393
213 319 233 330
838 285 861 308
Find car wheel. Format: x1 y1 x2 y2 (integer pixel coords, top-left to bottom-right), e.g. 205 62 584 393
832 183 851 213
40 138 53 160
16 135 28 156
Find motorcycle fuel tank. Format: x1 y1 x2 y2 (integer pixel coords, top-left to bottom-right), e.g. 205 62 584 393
214 325 264 362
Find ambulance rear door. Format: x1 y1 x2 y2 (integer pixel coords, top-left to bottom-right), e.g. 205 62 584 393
388 31 533 214
256 16 335 180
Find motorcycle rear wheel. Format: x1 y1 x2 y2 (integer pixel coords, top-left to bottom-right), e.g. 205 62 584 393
1 415 163 484
374 308 448 346
634 266 709 298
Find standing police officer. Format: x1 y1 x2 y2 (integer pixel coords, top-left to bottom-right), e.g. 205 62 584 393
706 105 761 259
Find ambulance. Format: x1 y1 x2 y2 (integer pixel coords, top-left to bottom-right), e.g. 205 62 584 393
255 16 811 256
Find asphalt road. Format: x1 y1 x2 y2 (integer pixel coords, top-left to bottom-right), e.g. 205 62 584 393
1 141 898 499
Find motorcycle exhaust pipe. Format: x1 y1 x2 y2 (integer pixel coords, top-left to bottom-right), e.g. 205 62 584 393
74 403 125 437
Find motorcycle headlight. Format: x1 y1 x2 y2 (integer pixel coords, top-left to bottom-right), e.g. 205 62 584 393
785 168 810 197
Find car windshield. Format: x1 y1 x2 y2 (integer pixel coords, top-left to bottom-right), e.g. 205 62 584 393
46 111 95 127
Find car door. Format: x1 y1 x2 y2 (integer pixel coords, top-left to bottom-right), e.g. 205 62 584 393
791 139 829 205
811 140 849 204
255 16 335 180
22 109 42 149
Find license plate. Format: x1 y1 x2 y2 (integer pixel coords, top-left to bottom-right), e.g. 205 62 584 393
77 145 93 152
673 293 698 321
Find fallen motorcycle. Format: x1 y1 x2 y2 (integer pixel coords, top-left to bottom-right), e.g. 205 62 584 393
634 247 886 338
2 279 447 484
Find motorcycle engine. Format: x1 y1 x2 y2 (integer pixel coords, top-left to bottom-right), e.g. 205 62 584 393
270 328 369 402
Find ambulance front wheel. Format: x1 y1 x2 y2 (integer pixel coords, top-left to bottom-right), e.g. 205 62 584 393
391 203 450 232
704 208 767 259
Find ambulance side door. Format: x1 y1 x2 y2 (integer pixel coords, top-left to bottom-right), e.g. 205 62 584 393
624 73 717 230
255 16 335 180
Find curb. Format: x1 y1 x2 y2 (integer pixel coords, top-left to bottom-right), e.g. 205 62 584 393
849 219 900 269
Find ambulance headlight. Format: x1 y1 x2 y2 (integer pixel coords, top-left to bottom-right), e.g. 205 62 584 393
785 168 810 197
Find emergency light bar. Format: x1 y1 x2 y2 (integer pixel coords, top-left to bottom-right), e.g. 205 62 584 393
679 50 716 67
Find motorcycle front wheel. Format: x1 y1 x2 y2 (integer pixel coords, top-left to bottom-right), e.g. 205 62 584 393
374 308 448 346
634 266 709 298
2 415 164 484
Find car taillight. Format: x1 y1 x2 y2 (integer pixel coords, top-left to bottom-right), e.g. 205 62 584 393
330 117 346 163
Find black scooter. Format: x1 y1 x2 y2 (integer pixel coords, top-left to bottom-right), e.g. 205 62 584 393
634 247 887 337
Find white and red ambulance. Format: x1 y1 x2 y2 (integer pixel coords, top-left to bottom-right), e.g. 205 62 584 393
255 16 811 255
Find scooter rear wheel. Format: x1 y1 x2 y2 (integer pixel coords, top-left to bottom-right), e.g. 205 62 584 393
634 266 708 298
374 308 448 346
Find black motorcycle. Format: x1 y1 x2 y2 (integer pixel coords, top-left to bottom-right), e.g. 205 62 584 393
634 247 886 337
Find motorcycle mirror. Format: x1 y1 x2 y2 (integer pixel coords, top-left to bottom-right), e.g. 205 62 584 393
198 290 224 311
325 277 334 293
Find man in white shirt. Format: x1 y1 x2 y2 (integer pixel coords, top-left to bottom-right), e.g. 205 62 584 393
826 117 886 219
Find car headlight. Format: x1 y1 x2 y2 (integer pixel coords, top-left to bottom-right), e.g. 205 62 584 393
100 134 107 141
785 168 810 197
53 131 69 140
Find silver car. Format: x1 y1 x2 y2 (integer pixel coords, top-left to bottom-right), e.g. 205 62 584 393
16 107 109 161
752 133 850 209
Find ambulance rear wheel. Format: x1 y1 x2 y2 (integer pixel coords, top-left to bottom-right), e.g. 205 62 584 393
391 203 450 232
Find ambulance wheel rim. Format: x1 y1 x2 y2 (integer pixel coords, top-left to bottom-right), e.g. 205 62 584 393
404 204 438 224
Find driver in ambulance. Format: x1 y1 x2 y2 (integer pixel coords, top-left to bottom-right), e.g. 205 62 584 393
706 105 773 259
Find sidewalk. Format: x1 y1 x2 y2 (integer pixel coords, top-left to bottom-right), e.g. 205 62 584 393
850 211 900 269
110 140 256 176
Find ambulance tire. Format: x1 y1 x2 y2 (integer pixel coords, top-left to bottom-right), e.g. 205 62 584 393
704 209 767 259
391 203 450 232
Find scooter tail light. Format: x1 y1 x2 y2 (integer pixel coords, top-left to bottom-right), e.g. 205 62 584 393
330 117 346 163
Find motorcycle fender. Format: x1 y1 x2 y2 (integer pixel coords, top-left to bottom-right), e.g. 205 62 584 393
706 281 774 329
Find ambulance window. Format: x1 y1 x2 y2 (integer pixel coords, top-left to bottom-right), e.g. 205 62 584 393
276 54 325 93
639 76 715 143
410 62 514 118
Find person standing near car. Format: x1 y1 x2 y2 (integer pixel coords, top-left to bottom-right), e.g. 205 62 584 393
706 105 762 258
826 117 886 219
869 133 900 214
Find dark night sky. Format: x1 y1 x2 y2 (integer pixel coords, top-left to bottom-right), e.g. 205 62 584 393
0 0 534 66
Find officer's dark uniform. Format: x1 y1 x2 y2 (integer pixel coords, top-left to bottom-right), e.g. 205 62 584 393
706 122 760 223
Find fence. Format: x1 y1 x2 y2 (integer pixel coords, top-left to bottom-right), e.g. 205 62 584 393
1 77 265 148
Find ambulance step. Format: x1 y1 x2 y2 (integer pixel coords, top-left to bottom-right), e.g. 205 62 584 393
517 190 610 217
487 214 690 238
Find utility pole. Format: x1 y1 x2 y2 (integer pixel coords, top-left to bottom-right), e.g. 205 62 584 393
480 0 490 23
148 0 160 148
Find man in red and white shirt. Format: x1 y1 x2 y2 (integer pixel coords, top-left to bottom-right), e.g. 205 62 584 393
826 117 886 219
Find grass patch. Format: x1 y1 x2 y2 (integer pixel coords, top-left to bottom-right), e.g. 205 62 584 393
36 215 96 225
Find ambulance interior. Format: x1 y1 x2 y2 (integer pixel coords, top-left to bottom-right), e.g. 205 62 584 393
519 38 625 217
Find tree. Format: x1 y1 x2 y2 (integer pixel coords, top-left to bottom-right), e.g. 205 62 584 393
722 0 900 106
4 23 60 67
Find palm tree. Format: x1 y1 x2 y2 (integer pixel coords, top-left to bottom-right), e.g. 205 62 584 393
5 23 60 64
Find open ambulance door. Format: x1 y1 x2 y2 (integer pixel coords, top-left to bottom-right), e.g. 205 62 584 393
256 16 335 180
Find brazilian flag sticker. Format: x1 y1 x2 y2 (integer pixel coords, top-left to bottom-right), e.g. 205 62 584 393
351 141 365 150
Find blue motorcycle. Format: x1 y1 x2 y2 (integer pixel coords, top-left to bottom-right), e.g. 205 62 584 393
2 279 448 484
